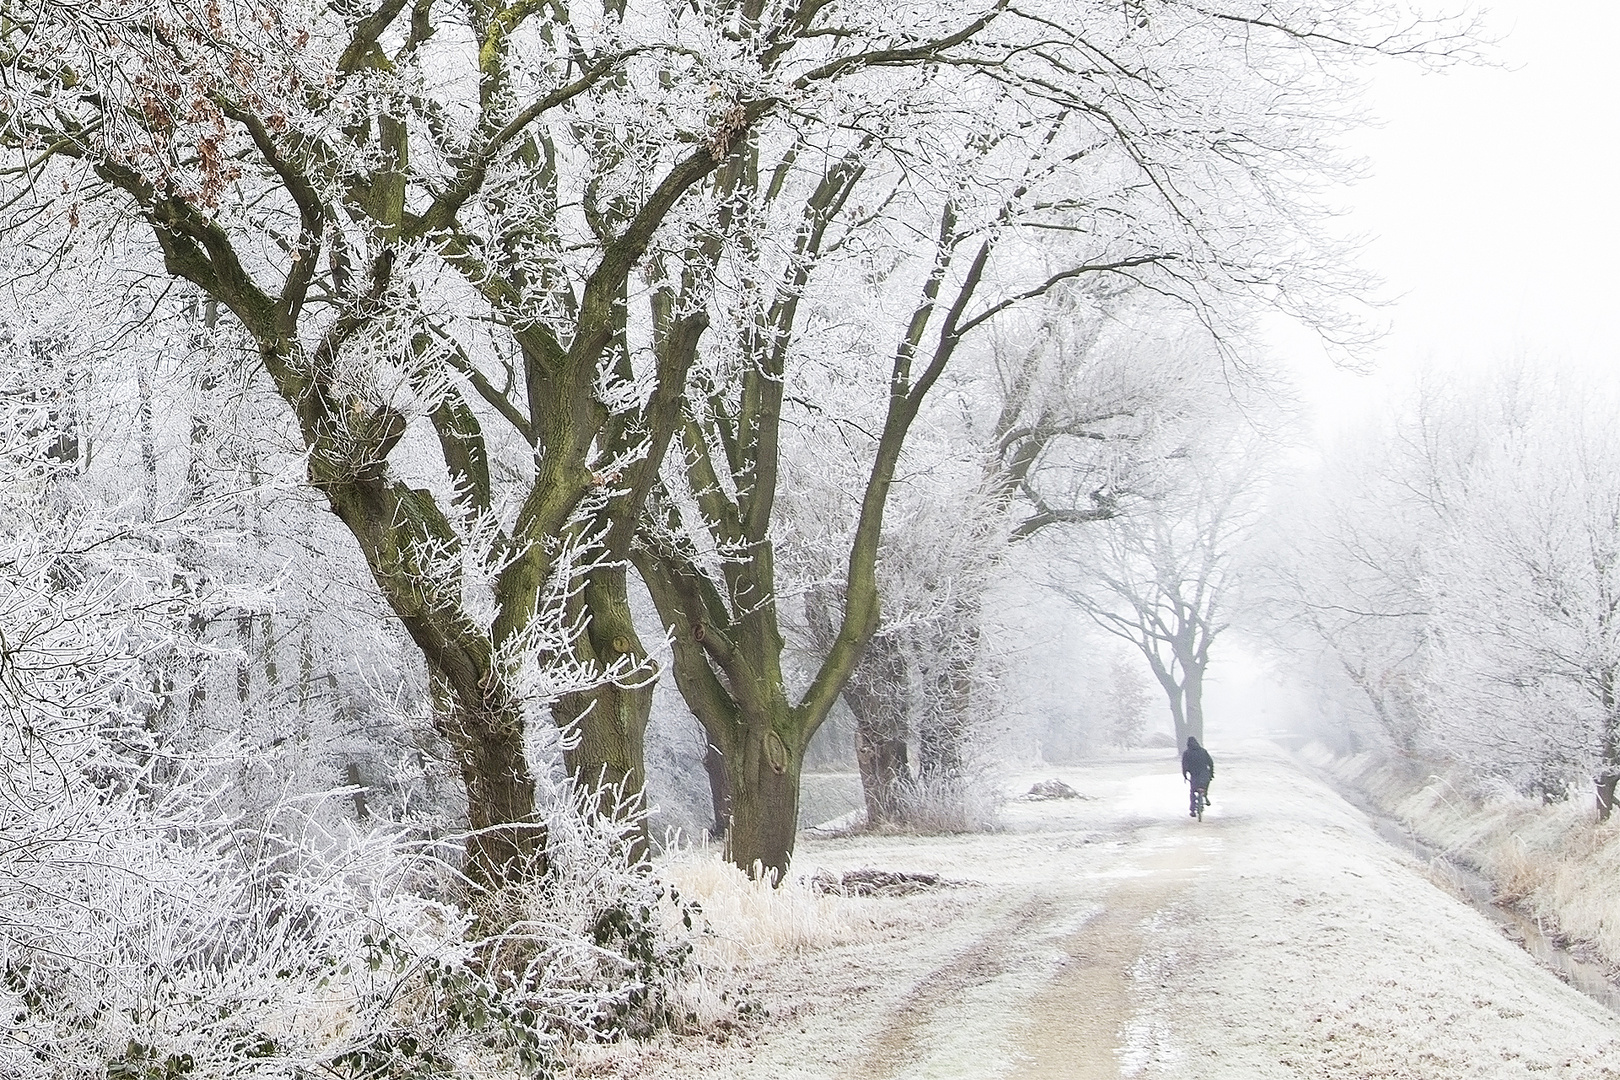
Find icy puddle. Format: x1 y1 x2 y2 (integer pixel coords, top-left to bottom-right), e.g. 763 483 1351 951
570 745 1620 1078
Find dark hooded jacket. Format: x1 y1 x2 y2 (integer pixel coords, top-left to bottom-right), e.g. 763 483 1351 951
1181 737 1214 786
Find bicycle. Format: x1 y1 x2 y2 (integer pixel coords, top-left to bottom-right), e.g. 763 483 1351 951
1189 783 1208 821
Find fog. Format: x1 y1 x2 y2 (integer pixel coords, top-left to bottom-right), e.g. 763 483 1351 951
2 1 1617 1074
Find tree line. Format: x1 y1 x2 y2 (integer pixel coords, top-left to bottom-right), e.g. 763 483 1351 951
0 0 1479 877
1267 364 1620 818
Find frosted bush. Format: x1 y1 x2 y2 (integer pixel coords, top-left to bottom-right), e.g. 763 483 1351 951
887 768 1005 835
463 780 701 1044
0 395 699 1078
0 760 706 1078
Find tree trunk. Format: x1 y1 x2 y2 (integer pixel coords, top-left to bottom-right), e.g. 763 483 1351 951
636 547 801 877
638 547 808 877
723 720 803 882
555 677 651 798
553 564 653 848
1597 770 1619 824
1161 679 1188 747
135 352 159 524
439 691 544 885
805 588 911 827
1183 661 1207 744
345 761 370 821
843 631 912 827
857 724 911 827
1140 648 1188 749
703 742 731 839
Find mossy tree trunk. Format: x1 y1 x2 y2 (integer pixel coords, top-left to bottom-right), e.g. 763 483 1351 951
806 590 911 827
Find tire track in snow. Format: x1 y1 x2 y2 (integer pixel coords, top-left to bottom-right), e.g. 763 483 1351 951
1012 830 1213 1079
859 893 1063 1079
856 824 1214 1080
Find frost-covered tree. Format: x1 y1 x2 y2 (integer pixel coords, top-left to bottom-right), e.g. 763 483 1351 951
1106 657 1151 749
630 1 1476 875
1261 415 1440 752
1267 363 1620 816
795 425 1008 829
0 324 698 1076
1417 375 1620 812
1051 419 1266 746
0 0 1067 881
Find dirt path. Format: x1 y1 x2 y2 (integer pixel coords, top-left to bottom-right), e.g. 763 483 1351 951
861 895 1062 1079
844 796 1224 1080
574 745 1620 1079
1013 841 1211 1079
801 748 1617 1079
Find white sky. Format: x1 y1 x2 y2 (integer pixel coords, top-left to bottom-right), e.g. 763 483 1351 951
1282 0 1620 432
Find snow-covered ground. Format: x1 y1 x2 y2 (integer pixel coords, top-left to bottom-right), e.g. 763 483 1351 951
571 743 1620 1078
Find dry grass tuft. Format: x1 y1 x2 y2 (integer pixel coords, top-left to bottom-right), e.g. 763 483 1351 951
886 772 1005 834
657 848 880 969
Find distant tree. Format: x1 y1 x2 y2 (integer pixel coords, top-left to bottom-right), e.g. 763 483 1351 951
1259 413 1441 753
1419 378 1620 815
914 286 1246 775
1106 657 1151 749
1052 427 1264 746
1265 364 1620 817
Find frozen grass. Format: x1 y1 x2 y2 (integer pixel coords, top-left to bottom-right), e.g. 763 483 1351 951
886 771 1006 834
658 846 882 969
1309 744 1620 970
560 845 899 1067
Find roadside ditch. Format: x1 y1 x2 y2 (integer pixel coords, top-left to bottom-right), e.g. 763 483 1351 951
1289 742 1620 1017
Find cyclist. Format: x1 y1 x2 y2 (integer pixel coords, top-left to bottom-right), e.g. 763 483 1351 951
1181 736 1214 817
